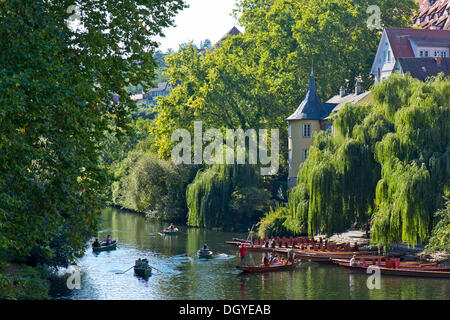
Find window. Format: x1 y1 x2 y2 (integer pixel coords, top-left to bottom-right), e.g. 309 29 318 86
288 149 292 163
425 51 429 57
302 149 308 162
420 51 424 57
387 51 391 63
302 123 311 138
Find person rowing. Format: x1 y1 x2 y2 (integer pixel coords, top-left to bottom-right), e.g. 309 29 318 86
104 235 112 245
200 244 210 254
92 237 100 248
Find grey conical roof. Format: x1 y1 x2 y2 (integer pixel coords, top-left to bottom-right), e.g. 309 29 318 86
286 69 332 121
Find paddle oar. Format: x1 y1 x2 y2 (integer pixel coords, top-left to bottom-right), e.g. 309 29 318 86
149 265 164 273
115 265 134 274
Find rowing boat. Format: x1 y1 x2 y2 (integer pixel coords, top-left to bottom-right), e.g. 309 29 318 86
335 261 450 278
134 266 152 278
237 261 300 273
162 228 179 235
92 240 117 252
197 250 214 259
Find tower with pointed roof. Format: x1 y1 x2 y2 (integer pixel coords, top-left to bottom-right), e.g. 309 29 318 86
286 69 336 189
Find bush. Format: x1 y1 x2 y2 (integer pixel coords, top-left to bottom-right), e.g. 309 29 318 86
112 151 196 222
426 196 450 253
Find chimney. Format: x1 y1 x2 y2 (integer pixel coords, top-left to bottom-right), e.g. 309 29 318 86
340 86 346 97
436 57 442 65
355 81 361 95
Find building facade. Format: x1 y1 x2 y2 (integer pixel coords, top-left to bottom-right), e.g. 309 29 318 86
286 71 371 189
370 28 450 82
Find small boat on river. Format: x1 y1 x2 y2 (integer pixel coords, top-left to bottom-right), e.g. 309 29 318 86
237 260 300 273
92 240 117 252
134 266 152 278
162 223 179 235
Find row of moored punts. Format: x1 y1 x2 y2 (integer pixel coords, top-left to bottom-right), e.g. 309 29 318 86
229 238 450 278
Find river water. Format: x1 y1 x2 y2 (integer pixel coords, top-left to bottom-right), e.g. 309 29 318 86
50 207 450 300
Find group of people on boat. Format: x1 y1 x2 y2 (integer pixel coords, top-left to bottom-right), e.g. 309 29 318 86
261 254 290 266
135 258 149 269
92 235 112 248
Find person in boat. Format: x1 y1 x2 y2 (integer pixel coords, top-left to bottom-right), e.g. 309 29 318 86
350 255 358 267
201 244 209 254
135 258 142 267
288 248 295 263
273 255 280 265
105 235 111 245
142 259 149 268
262 255 269 266
92 238 100 248
167 223 175 231
268 254 274 265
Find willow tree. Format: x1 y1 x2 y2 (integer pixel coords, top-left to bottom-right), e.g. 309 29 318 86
285 74 449 248
186 164 269 231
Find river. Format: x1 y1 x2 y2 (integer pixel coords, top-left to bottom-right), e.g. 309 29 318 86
50 207 450 300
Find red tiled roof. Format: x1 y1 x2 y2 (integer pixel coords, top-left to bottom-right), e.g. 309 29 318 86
385 28 450 58
414 0 450 30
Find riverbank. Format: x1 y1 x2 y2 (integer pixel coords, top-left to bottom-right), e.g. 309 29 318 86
0 261 50 299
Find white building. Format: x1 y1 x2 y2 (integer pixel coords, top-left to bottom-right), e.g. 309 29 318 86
371 28 450 82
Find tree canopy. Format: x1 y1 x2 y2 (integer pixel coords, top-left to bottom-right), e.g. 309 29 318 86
0 0 185 266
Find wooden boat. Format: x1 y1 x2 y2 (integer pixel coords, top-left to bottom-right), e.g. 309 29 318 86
332 258 450 271
92 240 117 252
134 266 152 278
197 250 214 259
237 261 300 273
335 261 450 278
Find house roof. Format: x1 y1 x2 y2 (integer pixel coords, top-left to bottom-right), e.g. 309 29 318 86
148 82 171 93
324 91 372 120
217 26 241 44
385 28 450 58
395 57 450 81
286 70 336 121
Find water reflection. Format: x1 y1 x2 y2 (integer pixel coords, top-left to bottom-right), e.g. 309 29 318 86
50 208 450 300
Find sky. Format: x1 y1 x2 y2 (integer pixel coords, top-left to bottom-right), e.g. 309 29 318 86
154 0 242 52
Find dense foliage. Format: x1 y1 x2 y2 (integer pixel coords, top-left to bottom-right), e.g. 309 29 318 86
286 74 449 248
426 195 450 253
0 0 185 267
112 150 197 222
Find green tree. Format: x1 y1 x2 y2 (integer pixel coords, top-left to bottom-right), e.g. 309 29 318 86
0 0 185 266
286 74 450 247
